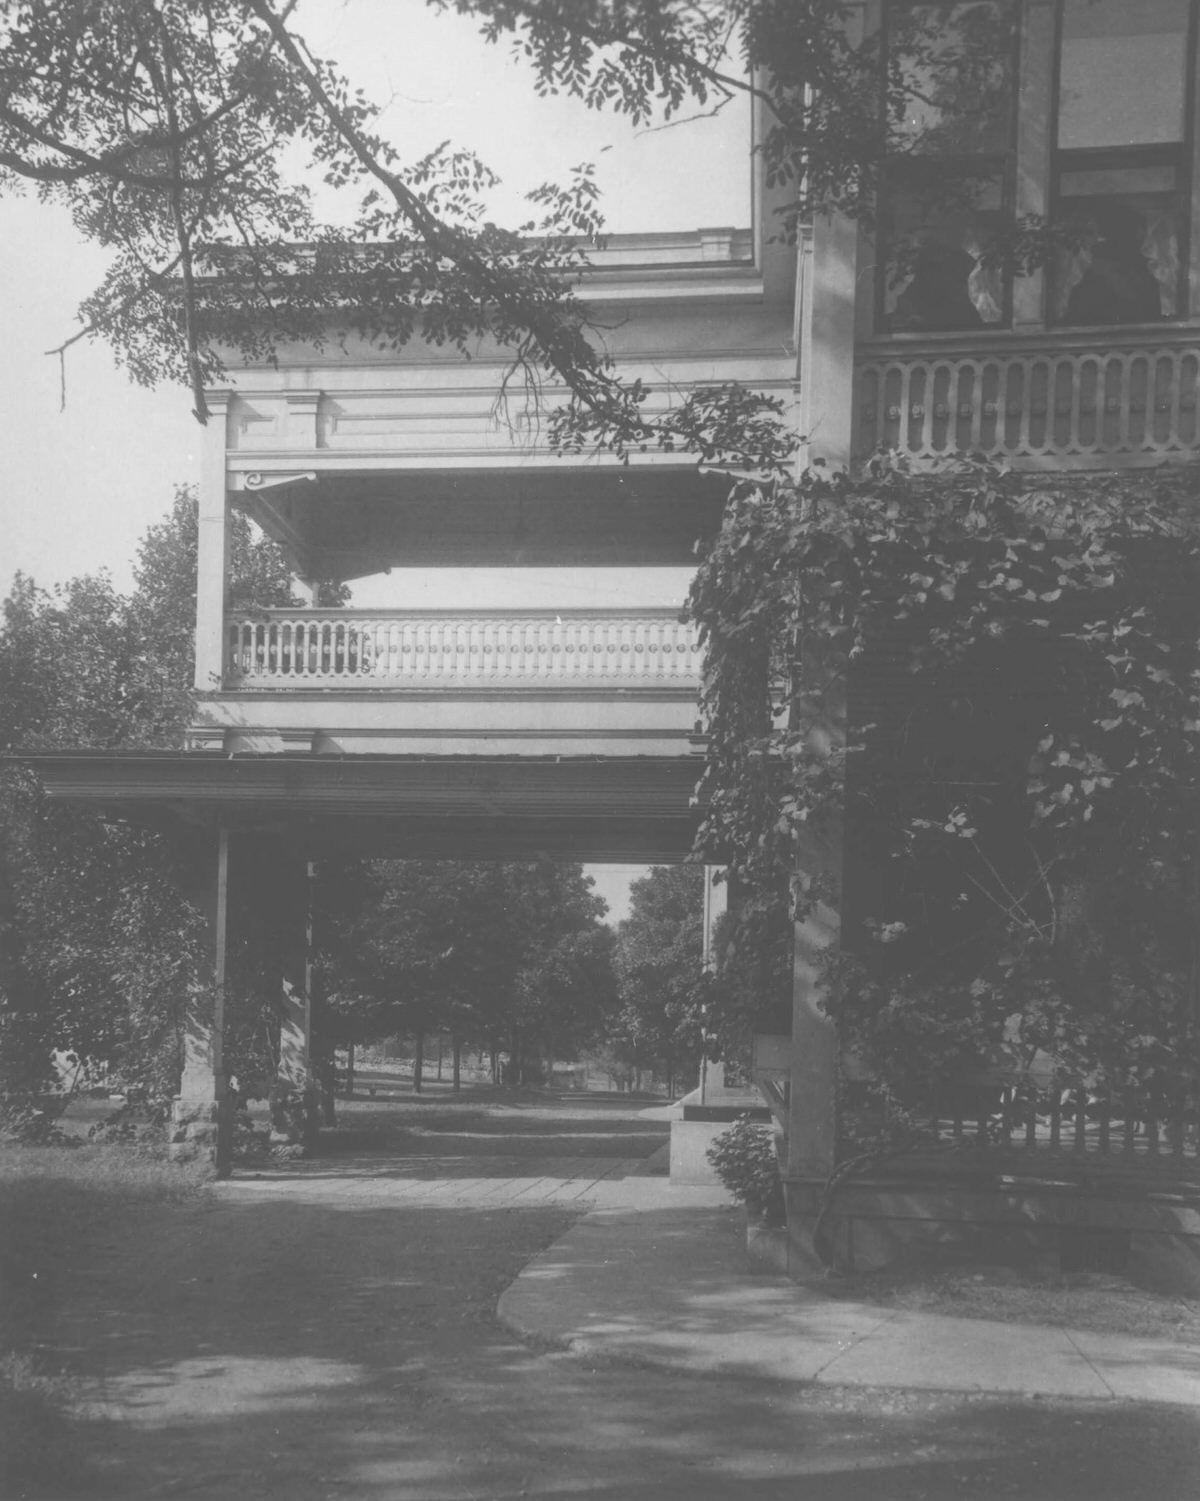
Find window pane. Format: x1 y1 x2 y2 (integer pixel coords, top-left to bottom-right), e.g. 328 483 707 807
890 1 1017 156
1058 0 1190 150
885 171 1007 329
1053 190 1179 324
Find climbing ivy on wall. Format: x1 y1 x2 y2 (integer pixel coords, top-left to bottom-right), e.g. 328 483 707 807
687 455 1200 1149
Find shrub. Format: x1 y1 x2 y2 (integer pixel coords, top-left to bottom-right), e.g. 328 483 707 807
0 1098 78 1149
706 1114 785 1227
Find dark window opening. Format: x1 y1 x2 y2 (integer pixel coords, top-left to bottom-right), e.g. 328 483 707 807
880 0 1019 334
1052 0 1193 324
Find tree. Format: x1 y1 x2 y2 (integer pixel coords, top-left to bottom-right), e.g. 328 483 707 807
0 2 1026 464
608 865 706 1094
0 490 301 1098
322 858 616 1086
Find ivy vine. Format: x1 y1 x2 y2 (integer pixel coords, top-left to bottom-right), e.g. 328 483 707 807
688 454 1200 1153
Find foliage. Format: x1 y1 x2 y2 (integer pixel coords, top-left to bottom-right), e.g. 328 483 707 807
321 859 618 1076
608 865 706 1080
690 456 1200 1147
0 0 626 429
0 490 299 1096
706 1114 785 1226
0 1099 78 1149
444 0 1014 233
0 1 1065 463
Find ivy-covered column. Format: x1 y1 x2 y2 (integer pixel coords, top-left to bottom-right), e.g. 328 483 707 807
170 827 233 1176
267 845 320 1155
783 642 846 1278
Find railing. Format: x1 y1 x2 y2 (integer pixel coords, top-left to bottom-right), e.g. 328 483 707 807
854 329 1200 468
225 608 702 688
843 1072 1200 1179
928 1081 1200 1167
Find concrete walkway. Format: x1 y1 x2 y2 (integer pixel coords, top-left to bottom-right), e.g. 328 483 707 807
498 1182 1200 1407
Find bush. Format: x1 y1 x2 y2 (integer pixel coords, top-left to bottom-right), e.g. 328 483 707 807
706 1114 786 1227
0 1098 78 1149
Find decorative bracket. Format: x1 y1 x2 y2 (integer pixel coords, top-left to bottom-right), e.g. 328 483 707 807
185 727 228 753
234 473 319 581
232 470 318 494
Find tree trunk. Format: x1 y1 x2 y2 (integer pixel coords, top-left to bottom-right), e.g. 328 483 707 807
345 1041 355 1098
452 1031 462 1093
413 1027 424 1093
436 1034 444 1081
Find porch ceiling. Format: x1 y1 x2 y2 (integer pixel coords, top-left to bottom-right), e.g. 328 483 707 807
19 752 706 862
241 466 730 578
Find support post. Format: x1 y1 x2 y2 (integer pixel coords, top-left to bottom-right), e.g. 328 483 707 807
794 2 864 471
699 865 728 1104
783 644 846 1278
268 850 320 1153
171 828 233 1176
194 391 233 691
1013 0 1055 329
799 212 859 471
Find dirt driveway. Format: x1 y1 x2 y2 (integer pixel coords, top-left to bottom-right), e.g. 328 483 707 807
39 1086 1200 1500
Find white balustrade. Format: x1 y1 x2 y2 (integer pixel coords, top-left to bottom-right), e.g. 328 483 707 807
855 332 1200 467
225 609 703 689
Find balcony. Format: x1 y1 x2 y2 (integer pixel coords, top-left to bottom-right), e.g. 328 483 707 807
854 327 1200 469
192 608 704 759
225 608 701 690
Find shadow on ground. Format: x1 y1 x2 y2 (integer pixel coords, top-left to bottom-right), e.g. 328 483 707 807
242 1087 669 1183
28 1091 1200 1499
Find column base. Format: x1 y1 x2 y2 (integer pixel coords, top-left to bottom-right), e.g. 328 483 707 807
783 1178 842 1281
268 1082 320 1156
169 1095 233 1178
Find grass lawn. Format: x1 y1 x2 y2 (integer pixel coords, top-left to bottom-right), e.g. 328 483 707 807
0 1142 211 1497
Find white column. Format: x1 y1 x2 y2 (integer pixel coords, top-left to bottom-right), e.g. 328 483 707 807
270 850 319 1152
799 212 860 471
698 867 729 1104
793 1 865 470
194 390 233 691
171 828 232 1175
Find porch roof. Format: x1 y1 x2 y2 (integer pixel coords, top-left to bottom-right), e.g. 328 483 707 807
15 751 706 863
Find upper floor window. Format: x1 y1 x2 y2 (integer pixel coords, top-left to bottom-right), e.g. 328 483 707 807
1053 0 1194 324
881 1 1020 334
876 0 1198 336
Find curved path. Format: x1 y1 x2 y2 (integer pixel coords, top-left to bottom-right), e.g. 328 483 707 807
44 1085 1200 1500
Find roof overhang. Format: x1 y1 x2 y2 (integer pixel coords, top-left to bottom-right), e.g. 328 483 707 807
18 752 707 863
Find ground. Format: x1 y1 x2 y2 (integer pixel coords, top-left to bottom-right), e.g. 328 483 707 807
5 1078 1200 1499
